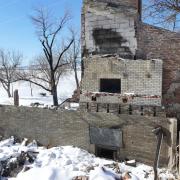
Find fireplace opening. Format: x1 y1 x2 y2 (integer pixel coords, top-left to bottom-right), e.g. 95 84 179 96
100 79 121 93
95 146 117 160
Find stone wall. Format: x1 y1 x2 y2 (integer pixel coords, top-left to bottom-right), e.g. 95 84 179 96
0 105 176 167
137 23 180 118
80 56 163 106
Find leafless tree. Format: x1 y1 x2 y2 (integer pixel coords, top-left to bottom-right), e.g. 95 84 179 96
68 29 81 93
143 0 180 31
0 49 22 97
19 55 69 99
21 8 73 106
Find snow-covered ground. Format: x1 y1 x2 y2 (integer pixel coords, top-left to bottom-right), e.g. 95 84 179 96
0 137 176 180
0 70 81 107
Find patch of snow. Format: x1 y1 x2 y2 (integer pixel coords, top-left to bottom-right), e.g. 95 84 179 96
65 103 79 110
0 137 176 180
123 92 135 96
10 166 70 180
89 167 121 180
0 70 81 107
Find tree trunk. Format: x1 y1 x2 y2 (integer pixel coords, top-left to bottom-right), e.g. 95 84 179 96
74 64 80 92
52 85 58 106
7 84 11 98
51 71 58 106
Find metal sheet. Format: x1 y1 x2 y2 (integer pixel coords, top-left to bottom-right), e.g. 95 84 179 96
90 126 123 148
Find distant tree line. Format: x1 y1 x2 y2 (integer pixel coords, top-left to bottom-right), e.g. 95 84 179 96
0 50 22 97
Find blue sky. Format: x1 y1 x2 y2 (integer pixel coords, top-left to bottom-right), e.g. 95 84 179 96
0 0 82 65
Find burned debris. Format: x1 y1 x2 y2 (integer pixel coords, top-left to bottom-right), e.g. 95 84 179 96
0 138 37 178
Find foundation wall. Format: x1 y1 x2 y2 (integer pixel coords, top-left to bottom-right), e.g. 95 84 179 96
0 105 176 167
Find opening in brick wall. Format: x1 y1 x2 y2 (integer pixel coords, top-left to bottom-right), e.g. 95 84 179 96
95 145 117 160
100 79 121 93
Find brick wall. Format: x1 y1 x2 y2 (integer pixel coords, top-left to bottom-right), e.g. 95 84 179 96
137 23 180 117
0 105 176 167
0 106 90 149
83 111 176 166
80 56 163 106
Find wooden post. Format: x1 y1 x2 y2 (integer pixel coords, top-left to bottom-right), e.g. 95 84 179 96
11 84 14 97
168 118 177 170
153 127 164 180
30 82 33 97
14 89 19 106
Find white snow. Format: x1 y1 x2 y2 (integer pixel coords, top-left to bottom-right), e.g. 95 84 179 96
10 167 69 180
89 167 122 180
0 70 81 107
0 137 176 180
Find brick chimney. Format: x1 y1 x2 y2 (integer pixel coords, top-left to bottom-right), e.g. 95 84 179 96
83 0 142 19
119 0 142 20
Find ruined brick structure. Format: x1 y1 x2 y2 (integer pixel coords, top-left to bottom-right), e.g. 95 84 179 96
80 0 163 108
81 0 180 120
0 0 178 168
79 0 179 165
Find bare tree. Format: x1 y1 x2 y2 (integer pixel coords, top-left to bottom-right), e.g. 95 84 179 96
143 0 180 31
68 29 81 93
22 8 73 106
0 49 22 97
20 55 69 99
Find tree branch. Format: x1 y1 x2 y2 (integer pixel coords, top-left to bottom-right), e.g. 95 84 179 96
54 39 73 71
